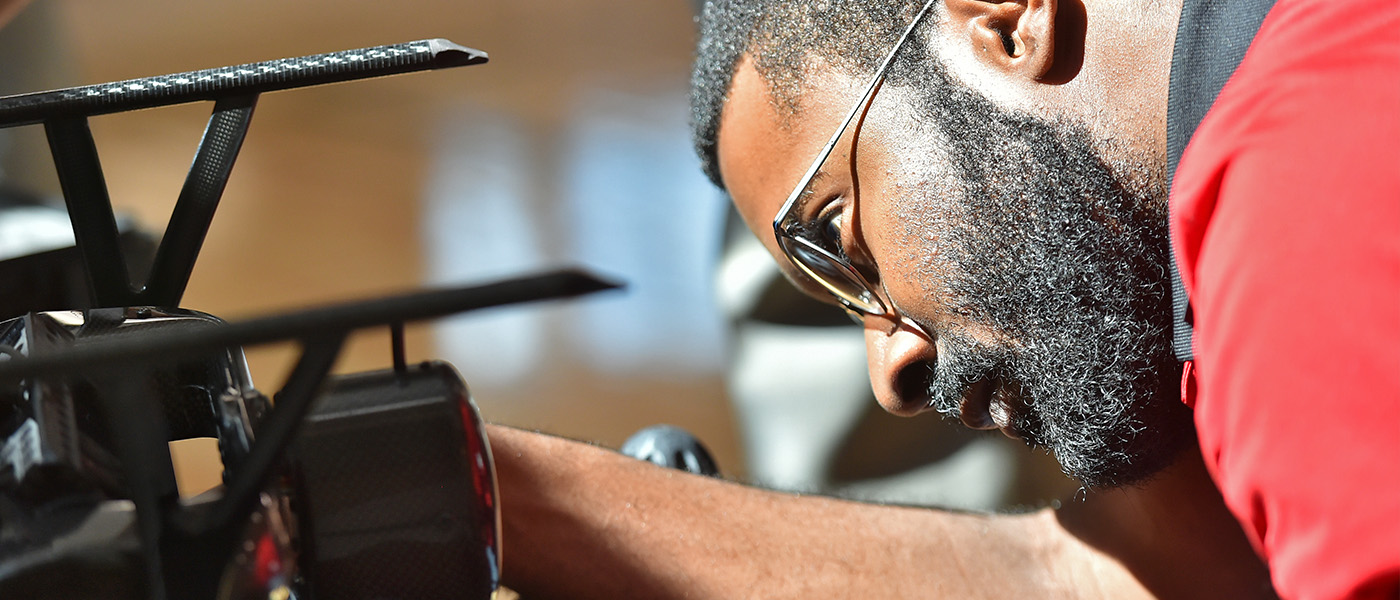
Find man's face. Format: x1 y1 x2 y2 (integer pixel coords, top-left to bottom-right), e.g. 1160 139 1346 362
717 54 1193 488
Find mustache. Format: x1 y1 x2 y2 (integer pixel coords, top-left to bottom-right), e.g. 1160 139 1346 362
924 327 1004 418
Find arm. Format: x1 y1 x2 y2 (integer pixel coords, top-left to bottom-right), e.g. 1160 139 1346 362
489 425 1272 599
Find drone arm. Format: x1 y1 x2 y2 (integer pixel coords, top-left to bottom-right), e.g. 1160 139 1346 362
2 39 490 310
142 94 258 306
44 117 134 306
86 368 179 598
0 39 487 128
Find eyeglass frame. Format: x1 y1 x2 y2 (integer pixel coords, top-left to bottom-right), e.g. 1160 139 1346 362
771 0 940 337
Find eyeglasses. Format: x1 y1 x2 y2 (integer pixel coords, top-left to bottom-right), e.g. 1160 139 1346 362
772 0 939 335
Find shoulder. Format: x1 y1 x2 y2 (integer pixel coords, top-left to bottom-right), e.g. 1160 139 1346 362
1168 3 1400 598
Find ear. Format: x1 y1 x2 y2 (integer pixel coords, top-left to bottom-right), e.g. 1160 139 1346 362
943 0 1058 81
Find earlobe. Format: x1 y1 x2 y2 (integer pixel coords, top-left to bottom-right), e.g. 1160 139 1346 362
944 0 1059 81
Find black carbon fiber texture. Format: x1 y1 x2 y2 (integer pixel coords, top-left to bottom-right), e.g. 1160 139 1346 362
0 39 486 128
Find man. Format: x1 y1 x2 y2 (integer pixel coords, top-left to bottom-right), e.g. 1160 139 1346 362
491 0 1398 597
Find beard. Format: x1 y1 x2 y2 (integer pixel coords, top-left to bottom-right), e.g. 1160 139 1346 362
895 60 1195 489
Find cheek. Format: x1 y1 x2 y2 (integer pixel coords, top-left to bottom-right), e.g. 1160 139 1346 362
858 141 960 310
858 175 947 323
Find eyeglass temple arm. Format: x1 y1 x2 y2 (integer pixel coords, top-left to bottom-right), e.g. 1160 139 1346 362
772 0 941 232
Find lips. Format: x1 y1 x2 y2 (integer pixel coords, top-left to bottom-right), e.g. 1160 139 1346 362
957 378 1022 439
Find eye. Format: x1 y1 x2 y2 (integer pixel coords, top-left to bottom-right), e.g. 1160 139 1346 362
815 204 846 252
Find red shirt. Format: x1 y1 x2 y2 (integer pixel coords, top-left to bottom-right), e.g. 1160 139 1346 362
1171 0 1400 598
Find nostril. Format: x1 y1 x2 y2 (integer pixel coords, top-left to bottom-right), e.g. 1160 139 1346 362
865 326 938 416
892 362 935 415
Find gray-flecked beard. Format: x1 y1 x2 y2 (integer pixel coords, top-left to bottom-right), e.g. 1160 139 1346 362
900 59 1194 489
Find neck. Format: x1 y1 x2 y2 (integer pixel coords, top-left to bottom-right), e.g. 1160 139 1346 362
1055 443 1274 597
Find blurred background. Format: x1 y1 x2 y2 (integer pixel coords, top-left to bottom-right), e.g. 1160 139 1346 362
0 0 1073 507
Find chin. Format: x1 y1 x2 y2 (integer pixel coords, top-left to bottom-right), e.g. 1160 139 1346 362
1021 373 1196 490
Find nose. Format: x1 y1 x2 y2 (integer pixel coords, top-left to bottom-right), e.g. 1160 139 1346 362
863 317 939 417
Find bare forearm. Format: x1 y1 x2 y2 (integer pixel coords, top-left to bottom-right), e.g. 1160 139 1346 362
488 424 1146 599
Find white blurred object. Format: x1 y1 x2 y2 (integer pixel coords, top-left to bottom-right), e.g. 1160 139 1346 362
423 90 727 390
0 205 73 260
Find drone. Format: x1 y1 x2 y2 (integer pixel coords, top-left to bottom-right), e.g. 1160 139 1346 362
0 39 620 599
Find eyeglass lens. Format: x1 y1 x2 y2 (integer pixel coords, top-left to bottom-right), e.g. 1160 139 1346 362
777 234 887 315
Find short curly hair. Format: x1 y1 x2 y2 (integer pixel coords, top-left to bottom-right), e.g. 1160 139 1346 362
688 0 937 188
